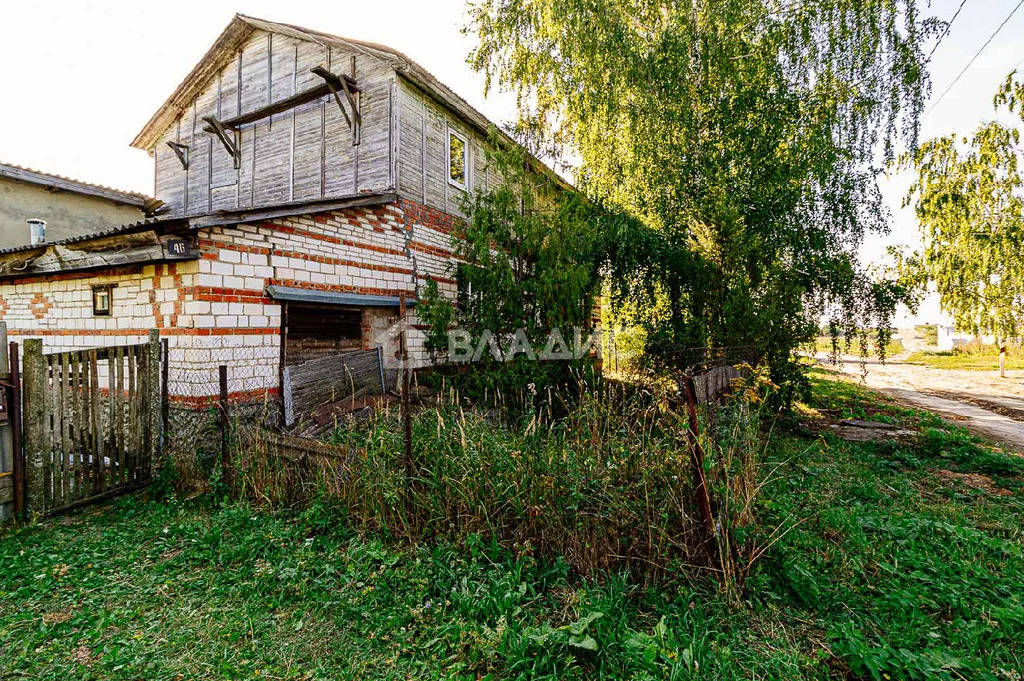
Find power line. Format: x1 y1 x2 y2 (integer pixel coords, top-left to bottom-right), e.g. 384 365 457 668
928 0 969 62
924 0 1024 118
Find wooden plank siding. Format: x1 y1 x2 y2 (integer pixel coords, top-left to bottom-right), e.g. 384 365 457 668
150 26 509 221
153 29 406 218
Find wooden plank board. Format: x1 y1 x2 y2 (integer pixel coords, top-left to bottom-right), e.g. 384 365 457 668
127 347 137 484
90 350 103 495
43 355 53 508
59 353 70 506
284 351 384 425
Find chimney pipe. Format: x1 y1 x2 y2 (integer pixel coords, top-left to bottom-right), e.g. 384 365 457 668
26 219 46 246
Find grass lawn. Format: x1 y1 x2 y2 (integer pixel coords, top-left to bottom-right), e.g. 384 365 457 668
2 370 1024 679
811 336 904 357
905 349 1024 371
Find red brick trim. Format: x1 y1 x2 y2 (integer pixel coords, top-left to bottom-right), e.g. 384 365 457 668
192 287 275 304
398 198 462 235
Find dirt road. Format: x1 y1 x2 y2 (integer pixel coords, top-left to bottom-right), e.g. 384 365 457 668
817 354 1024 452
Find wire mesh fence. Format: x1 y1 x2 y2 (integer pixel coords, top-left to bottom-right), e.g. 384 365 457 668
163 341 282 487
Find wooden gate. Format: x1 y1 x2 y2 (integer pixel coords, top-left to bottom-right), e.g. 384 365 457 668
21 331 160 515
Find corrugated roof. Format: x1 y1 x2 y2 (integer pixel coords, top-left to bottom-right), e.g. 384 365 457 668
0 191 388 256
267 285 414 307
0 161 152 207
0 217 182 255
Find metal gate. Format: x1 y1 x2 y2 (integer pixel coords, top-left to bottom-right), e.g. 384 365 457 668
21 332 160 515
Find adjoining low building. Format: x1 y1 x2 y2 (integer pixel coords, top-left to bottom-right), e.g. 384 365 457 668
0 15 571 425
0 161 156 248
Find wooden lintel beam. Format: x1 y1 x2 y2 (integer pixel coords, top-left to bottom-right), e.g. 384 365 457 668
310 66 360 102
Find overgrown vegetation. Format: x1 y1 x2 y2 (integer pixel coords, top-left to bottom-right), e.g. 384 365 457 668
4 371 1023 679
467 0 936 398
238 372 777 592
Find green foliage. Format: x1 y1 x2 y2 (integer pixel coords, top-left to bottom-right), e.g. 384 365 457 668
4 371 1024 679
903 75 1024 343
417 140 615 403
467 0 935 397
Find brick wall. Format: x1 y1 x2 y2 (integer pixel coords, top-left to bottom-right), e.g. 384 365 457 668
0 198 462 404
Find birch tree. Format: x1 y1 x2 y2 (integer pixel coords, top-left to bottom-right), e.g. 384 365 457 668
904 76 1024 376
466 0 936 394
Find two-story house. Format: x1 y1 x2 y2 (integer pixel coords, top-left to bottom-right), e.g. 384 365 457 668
0 14 562 410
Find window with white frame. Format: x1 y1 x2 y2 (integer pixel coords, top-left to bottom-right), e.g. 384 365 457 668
448 128 468 189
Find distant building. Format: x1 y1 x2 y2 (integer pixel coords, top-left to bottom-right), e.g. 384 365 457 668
937 325 996 351
0 162 153 247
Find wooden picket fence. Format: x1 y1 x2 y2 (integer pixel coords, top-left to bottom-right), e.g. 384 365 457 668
21 332 160 515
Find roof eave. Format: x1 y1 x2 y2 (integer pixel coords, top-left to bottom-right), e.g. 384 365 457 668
0 163 152 206
131 15 255 152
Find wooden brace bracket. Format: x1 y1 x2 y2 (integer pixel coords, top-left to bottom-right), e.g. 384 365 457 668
202 116 241 168
166 141 190 170
311 66 361 145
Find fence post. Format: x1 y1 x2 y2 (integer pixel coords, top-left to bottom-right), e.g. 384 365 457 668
22 339 45 513
160 338 169 457
10 342 23 516
681 374 717 557
219 364 230 487
399 294 414 518
0 323 9 521
147 330 161 480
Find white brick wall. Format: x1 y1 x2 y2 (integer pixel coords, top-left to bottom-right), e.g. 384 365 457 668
0 199 461 403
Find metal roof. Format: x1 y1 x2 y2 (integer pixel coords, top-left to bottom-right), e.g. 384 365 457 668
266 285 415 308
0 217 186 256
0 161 152 207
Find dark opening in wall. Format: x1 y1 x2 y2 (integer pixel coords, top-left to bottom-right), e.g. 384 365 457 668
284 303 363 366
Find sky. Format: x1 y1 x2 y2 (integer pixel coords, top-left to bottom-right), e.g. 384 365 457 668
1 0 1022 325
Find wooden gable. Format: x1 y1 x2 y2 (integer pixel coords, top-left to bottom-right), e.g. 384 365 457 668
145 24 397 217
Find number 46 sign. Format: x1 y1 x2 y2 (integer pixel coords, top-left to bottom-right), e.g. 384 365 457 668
162 237 197 260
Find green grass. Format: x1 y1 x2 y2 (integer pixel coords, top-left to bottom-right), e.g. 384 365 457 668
2 371 1024 679
811 336 904 357
905 348 1024 371
914 324 939 348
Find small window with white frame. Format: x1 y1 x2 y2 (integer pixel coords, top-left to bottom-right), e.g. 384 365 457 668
448 128 468 189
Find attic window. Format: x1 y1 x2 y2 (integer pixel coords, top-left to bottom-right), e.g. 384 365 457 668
448 129 468 189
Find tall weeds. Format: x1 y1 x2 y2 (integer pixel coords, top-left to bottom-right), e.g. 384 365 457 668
231 373 777 591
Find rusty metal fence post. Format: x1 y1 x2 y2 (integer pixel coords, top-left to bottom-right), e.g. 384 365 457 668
160 338 169 458
681 373 716 556
399 294 414 522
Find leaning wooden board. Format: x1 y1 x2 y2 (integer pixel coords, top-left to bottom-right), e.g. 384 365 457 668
283 348 385 427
